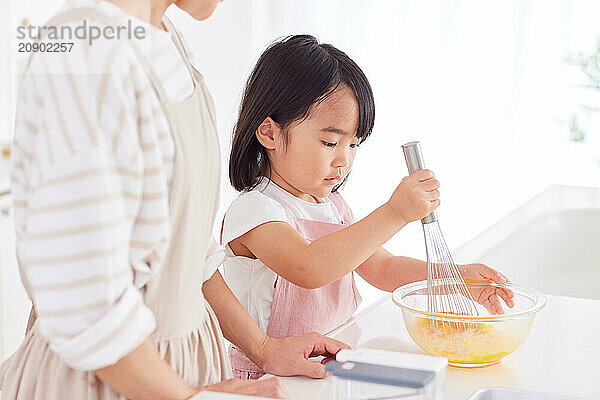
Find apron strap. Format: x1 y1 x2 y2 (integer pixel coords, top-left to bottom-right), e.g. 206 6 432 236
328 191 354 224
161 15 202 88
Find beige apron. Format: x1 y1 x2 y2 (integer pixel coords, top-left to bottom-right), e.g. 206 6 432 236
0 7 232 399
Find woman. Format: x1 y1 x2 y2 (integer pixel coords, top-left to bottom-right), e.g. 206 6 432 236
0 0 348 398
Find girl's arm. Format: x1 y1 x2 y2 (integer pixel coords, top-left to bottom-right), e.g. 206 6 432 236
355 249 516 314
232 170 439 289
355 248 426 292
236 203 406 289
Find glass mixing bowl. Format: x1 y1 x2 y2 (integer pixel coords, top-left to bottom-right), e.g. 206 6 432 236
392 280 546 368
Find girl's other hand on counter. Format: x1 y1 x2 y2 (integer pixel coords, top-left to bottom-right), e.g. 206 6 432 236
459 263 515 314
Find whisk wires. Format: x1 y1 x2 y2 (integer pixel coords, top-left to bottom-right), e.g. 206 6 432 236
423 221 480 333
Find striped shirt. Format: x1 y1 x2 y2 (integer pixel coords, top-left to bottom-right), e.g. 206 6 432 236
10 0 221 371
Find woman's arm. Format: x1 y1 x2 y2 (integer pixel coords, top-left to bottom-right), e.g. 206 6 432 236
94 339 199 400
95 341 289 400
202 270 351 378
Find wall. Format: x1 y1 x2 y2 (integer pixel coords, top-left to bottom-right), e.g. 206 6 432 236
174 0 600 304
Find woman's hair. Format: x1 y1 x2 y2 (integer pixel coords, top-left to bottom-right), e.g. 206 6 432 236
229 34 375 192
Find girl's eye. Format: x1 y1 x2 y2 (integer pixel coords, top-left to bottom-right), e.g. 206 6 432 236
322 141 337 148
350 143 359 149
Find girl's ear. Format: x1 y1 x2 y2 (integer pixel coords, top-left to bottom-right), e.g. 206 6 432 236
255 117 280 150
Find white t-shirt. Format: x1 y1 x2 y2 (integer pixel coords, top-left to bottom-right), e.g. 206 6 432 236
221 178 352 332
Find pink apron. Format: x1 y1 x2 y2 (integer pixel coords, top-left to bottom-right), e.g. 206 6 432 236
227 191 362 379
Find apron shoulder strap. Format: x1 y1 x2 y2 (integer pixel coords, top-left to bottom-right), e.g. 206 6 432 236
328 191 354 224
161 15 203 85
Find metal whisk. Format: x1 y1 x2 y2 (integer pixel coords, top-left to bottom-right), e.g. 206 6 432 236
402 141 480 328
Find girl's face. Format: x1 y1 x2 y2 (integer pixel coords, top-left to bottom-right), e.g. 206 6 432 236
264 85 360 202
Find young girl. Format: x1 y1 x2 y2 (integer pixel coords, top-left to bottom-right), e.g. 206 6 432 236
221 35 514 379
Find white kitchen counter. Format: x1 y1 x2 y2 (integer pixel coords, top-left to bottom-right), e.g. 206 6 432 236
265 294 600 400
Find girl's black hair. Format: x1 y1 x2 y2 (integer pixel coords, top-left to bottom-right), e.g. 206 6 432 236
229 34 375 192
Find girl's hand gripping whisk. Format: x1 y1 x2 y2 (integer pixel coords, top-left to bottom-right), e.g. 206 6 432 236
386 169 441 225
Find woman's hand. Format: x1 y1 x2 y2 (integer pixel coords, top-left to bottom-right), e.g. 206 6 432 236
459 263 515 314
200 377 288 399
257 332 351 378
387 170 440 224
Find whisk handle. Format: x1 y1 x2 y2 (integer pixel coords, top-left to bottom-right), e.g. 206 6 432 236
402 141 438 224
